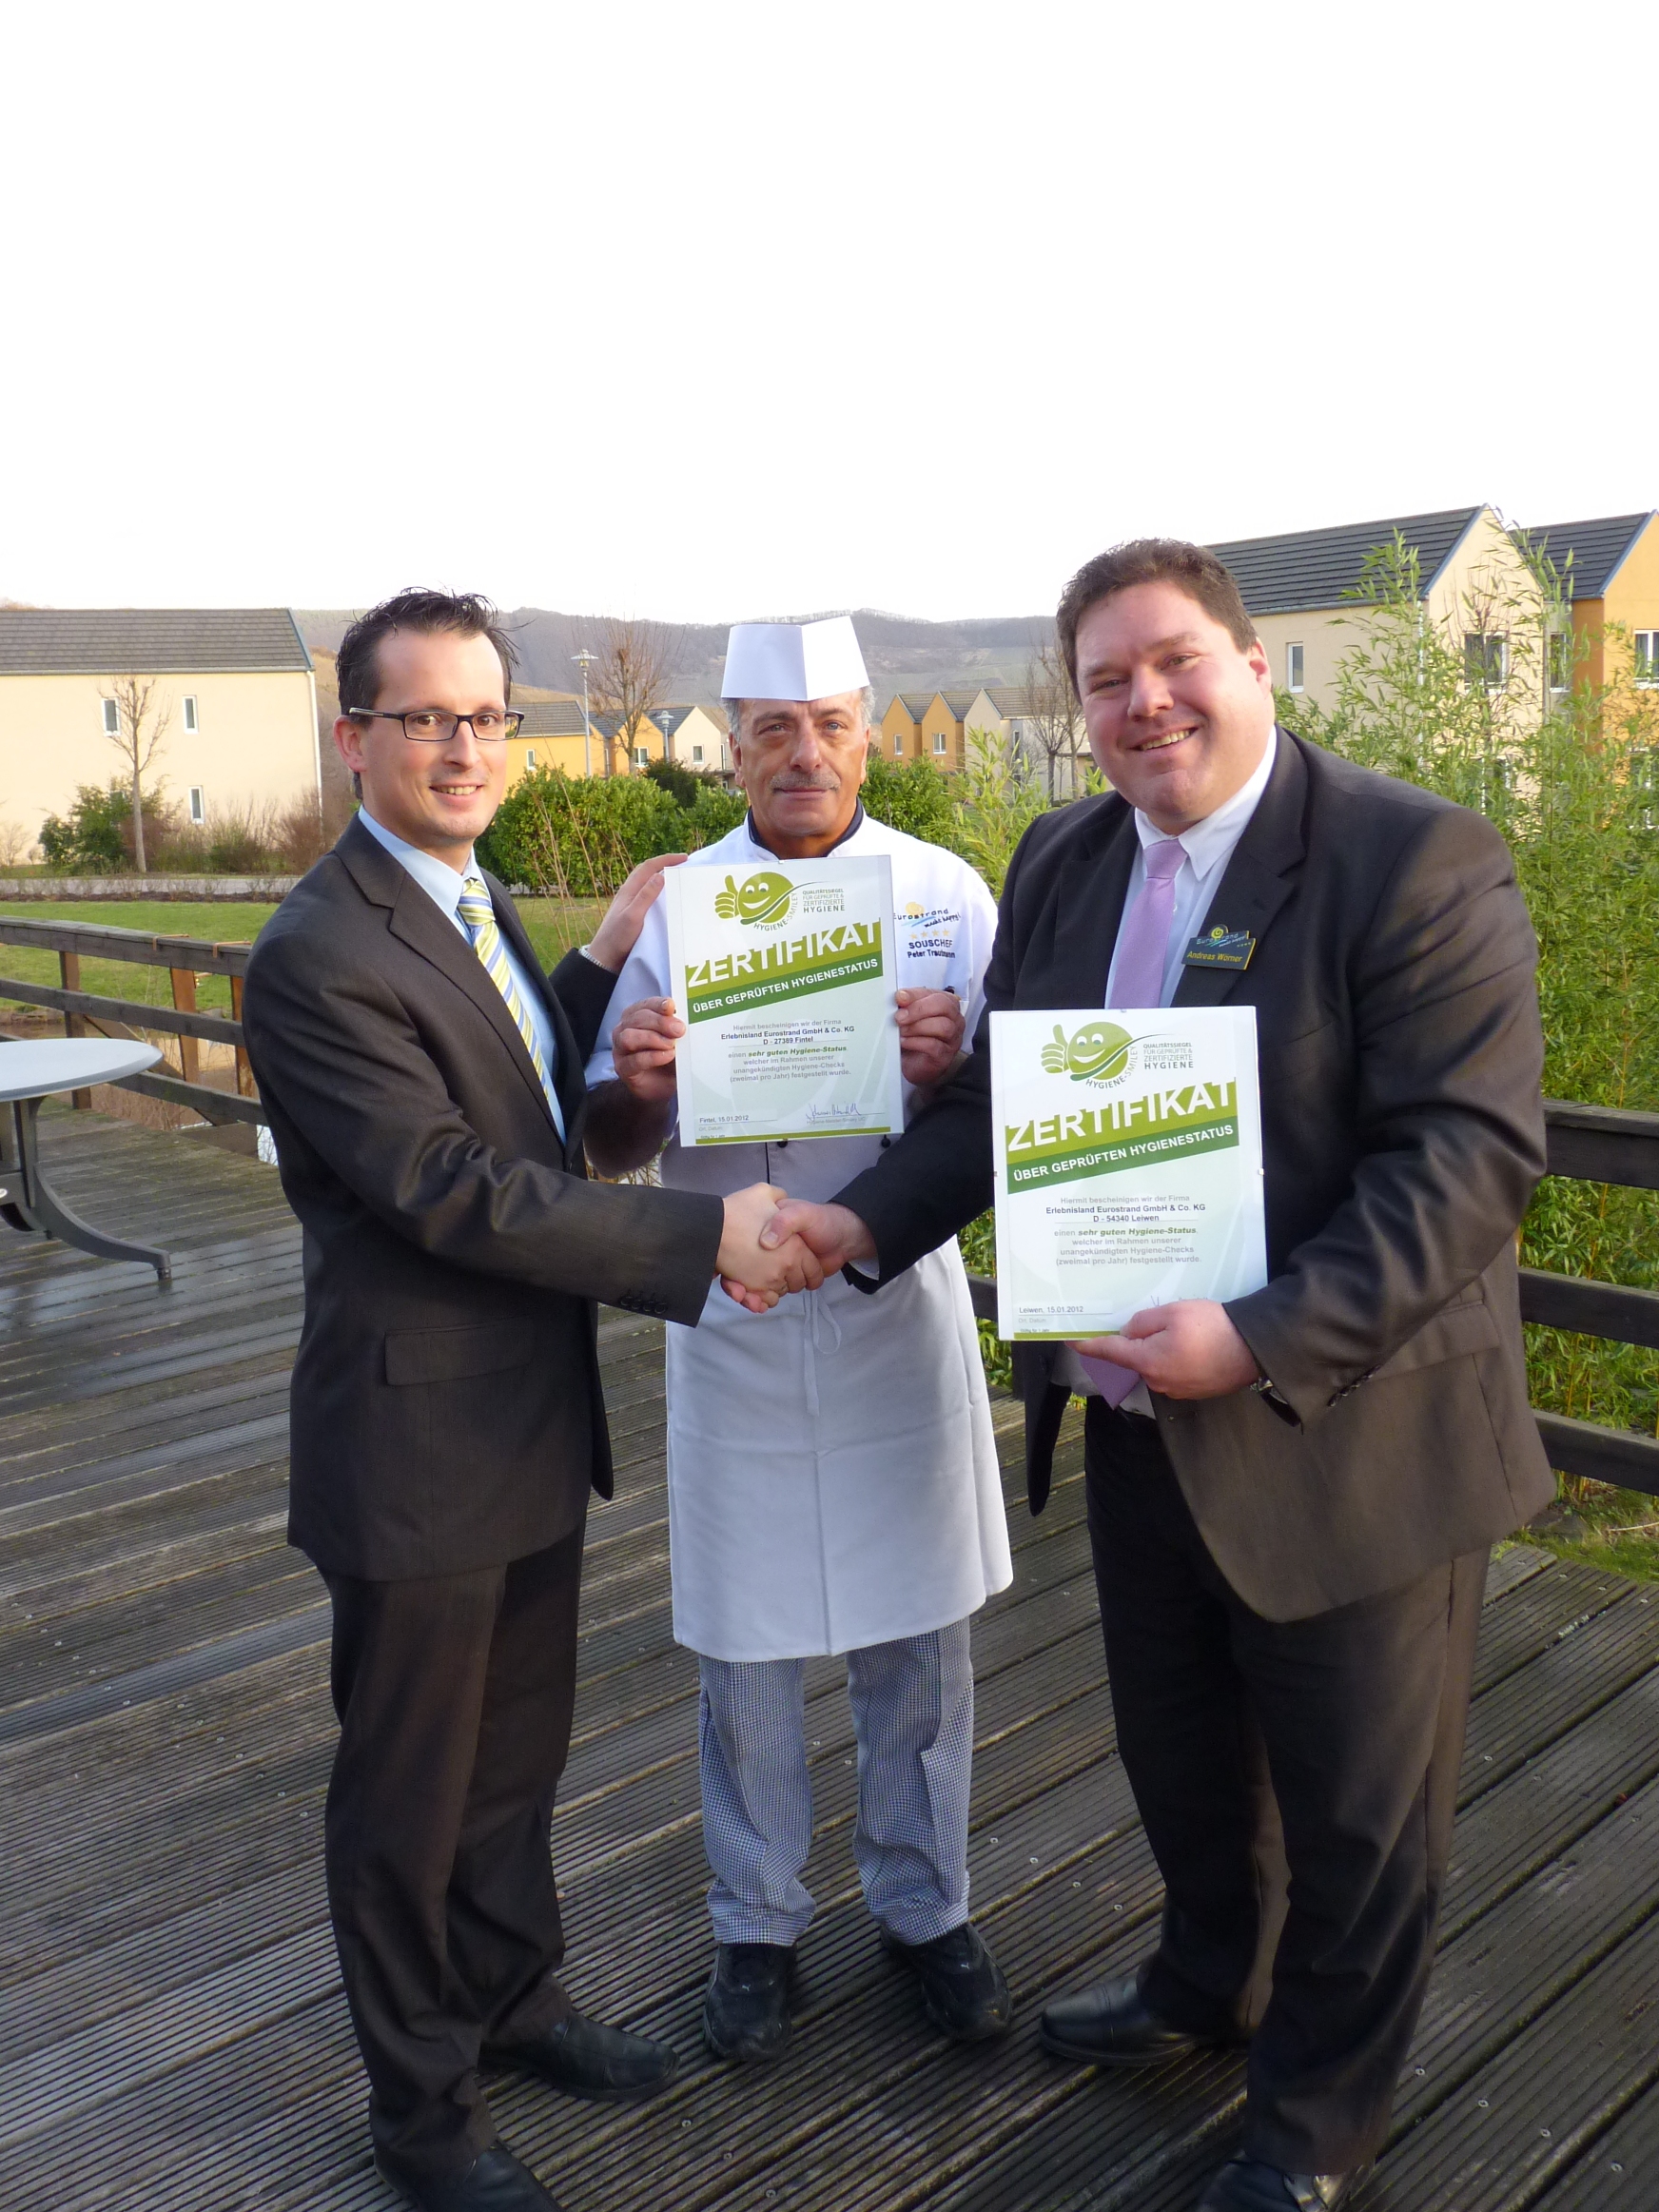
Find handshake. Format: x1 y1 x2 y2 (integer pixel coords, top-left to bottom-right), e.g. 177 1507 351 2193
713 1188 877 1312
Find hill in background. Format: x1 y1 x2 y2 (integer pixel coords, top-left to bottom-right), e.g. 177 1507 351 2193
295 607 1053 706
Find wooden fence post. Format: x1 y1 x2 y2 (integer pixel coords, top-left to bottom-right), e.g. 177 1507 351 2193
169 969 201 1085
228 973 254 1098
59 950 91 1108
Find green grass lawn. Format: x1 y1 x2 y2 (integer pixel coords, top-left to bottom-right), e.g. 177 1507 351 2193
0 896 610 1016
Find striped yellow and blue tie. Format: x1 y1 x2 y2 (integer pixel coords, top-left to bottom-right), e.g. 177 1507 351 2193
458 877 561 1128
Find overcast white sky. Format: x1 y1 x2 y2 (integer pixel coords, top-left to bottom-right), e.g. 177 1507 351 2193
3 0 1652 623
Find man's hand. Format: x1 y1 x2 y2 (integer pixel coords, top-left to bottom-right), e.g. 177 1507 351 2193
611 996 684 1104
717 1183 827 1312
586 853 687 972
1070 1299 1259 1400
758 1199 877 1278
895 987 965 1088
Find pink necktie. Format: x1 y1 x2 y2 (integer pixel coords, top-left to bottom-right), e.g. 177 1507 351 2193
1079 838 1187 1406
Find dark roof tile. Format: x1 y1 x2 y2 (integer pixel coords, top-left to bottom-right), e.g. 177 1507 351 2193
0 608 312 675
1207 509 1482 616
1518 515 1655 600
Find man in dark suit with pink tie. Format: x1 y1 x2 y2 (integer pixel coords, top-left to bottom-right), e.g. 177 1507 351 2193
763 540 1553 2209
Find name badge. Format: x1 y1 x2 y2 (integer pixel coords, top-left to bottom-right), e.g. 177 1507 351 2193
1182 925 1257 971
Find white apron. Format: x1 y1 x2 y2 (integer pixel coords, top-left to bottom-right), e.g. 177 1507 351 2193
589 812 1012 1660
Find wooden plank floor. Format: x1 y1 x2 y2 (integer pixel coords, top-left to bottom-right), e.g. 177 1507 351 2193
5 1110 1659 2211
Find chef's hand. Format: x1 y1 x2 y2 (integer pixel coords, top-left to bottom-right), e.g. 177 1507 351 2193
758 1199 877 1278
611 996 684 1104
1070 1300 1259 1400
717 1183 827 1312
586 854 688 972
895 988 965 1087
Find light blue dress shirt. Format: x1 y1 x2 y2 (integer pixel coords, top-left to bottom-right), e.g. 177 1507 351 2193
357 809 565 1142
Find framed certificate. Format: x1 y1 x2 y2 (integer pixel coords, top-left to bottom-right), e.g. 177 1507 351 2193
990 1005 1267 1341
665 854 905 1145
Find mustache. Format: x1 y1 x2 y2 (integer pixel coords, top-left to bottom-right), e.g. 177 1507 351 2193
770 776 841 793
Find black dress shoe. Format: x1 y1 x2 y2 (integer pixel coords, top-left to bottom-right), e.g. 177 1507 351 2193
1040 1967 1231 2066
1196 2155 1373 2210
374 2143 565 2211
481 2010 677 2104
881 1922 1014 2042
703 1941 794 2062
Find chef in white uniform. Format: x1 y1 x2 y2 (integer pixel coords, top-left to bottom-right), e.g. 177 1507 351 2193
584 617 1014 2064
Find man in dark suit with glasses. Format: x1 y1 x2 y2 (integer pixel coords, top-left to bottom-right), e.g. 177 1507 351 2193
244 588 823 2212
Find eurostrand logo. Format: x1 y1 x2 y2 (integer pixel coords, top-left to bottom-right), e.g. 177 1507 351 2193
1040 1020 1137 1085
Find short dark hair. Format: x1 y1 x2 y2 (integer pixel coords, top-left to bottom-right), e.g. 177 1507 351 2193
335 588 517 713
1055 538 1257 687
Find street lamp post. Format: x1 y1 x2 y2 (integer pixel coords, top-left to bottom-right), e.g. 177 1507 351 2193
572 651 595 778
655 707 676 766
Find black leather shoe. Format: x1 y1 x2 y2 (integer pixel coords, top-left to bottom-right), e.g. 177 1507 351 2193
1040 1967 1230 2066
1196 2156 1373 2209
703 1942 794 2062
374 2144 565 2211
881 1921 1014 2042
481 2010 677 2103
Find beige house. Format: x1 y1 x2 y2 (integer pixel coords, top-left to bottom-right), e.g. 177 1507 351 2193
504 701 732 788
0 608 318 857
1208 506 1547 715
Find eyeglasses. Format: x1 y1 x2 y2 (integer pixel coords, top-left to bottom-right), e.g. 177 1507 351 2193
346 708 523 745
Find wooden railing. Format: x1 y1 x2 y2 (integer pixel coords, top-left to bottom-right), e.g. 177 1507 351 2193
3 915 1653 1491
965 1099 1659 1500
0 916 267 1127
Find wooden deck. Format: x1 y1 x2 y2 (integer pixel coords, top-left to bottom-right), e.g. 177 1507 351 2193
5 1111 1659 2211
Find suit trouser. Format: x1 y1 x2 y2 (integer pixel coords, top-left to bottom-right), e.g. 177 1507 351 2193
321 1524 584 2177
697 1622 975 1948
1083 1400 1485 2176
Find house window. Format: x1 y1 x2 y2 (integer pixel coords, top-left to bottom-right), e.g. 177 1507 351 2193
634 747 650 769
1633 748 1659 832
525 749 537 769
1549 632 1574 692
692 744 704 764
1635 632 1659 688
1464 634 1509 690
182 694 199 733
932 731 947 754
188 786 205 825
102 698 120 735
1286 643 1304 694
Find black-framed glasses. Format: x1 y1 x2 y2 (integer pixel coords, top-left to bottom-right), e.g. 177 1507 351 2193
347 708 523 745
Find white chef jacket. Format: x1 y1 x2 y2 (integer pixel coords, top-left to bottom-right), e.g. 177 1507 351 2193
588 810 1012 1660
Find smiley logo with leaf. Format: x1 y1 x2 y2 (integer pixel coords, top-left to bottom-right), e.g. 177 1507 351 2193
1041 1019 1135 1082
714 871 795 926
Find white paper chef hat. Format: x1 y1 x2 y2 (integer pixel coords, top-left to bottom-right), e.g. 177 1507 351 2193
720 615 869 703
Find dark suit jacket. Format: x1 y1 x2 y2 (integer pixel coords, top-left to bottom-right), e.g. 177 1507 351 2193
836 731 1554 1620
243 817 723 1581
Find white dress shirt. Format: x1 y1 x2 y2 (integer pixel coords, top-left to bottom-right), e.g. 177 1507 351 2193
357 809 564 1141
1064 727 1278 1412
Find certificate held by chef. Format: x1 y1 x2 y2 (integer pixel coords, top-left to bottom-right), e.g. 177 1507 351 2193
990 1004 1267 1341
666 852 904 1145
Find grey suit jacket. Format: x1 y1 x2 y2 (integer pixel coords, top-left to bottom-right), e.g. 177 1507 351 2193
836 731 1554 1619
243 817 723 1580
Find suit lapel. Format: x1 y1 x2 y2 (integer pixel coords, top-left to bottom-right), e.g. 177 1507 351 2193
1172 730 1307 1009
336 821 563 1141
487 872 586 1139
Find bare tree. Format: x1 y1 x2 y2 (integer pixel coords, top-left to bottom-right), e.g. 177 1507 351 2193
1015 636 1087 799
587 618 681 777
100 675 171 872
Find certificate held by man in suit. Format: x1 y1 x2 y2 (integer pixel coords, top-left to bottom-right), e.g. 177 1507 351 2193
990 1004 1266 1341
